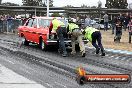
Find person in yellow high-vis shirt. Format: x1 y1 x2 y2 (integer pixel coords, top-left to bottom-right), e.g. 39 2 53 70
83 27 105 56
49 18 67 57
67 19 85 57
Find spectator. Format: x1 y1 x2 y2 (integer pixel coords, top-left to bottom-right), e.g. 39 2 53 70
114 19 123 43
7 16 13 32
123 13 130 31
117 13 124 25
76 16 82 28
84 15 91 28
112 16 117 34
103 13 109 31
128 18 132 43
0 16 3 32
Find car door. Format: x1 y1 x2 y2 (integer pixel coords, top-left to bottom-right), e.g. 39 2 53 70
31 18 39 43
23 19 33 41
37 19 49 43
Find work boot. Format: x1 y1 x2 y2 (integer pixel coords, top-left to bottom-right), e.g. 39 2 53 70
100 49 105 56
82 53 86 57
96 48 100 54
101 53 105 56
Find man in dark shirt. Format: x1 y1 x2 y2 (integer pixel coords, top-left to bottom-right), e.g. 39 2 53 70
123 14 130 31
128 18 132 43
112 16 117 34
114 19 123 43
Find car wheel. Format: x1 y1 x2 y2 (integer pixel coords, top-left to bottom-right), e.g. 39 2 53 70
22 37 29 46
40 39 47 51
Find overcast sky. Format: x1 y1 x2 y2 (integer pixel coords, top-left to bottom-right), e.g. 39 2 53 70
2 0 132 7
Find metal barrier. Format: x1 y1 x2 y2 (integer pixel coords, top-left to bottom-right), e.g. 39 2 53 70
0 19 22 33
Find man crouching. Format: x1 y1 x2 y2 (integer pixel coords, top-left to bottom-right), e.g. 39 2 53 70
82 27 105 56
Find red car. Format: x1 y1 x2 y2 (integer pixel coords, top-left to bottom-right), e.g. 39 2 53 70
18 17 71 50
18 17 88 50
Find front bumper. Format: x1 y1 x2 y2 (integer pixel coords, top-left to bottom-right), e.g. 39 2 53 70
46 39 88 46
46 39 71 46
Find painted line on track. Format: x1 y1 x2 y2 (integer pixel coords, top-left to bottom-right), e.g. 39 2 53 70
85 46 132 55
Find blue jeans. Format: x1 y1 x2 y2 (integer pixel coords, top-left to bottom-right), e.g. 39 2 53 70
0 21 3 32
112 23 115 34
92 31 104 53
129 32 132 43
104 22 108 31
56 27 67 55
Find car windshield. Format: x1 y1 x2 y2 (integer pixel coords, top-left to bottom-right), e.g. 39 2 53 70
38 18 68 27
38 19 49 27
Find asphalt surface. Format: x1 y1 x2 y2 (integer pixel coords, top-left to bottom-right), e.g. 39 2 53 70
0 33 132 88
0 63 45 88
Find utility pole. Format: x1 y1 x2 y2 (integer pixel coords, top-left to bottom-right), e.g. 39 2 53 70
98 0 102 21
47 0 49 17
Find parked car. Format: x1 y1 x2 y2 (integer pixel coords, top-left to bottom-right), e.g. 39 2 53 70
92 19 111 30
94 18 100 23
98 19 111 30
17 17 88 50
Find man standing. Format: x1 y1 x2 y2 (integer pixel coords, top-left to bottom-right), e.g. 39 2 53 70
49 18 67 57
114 19 123 43
123 13 130 31
112 16 117 34
84 15 91 28
83 27 105 56
128 18 132 43
67 19 85 57
103 13 109 31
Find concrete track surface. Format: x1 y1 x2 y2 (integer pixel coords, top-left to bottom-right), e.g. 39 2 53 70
0 34 132 88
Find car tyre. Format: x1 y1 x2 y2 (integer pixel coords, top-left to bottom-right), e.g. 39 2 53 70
22 37 29 46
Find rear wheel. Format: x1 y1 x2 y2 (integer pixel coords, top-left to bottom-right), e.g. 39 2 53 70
22 37 29 46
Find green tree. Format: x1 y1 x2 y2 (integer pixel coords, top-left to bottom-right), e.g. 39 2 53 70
22 0 41 6
63 5 74 17
98 0 102 8
22 0 53 7
1 2 19 6
81 4 91 8
43 0 53 7
64 5 74 7
105 0 128 9
0 2 19 16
